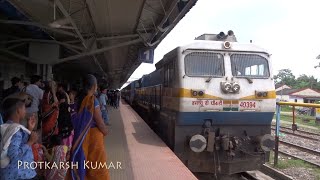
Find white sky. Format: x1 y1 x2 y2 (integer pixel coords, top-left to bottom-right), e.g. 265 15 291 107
122 0 320 88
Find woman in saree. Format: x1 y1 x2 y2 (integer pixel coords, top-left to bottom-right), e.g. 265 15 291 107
41 81 59 147
68 74 109 180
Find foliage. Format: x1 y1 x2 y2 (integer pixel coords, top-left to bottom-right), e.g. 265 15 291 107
280 105 292 112
274 69 320 89
273 69 295 86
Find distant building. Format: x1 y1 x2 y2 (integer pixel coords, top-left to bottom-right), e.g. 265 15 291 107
275 83 291 92
276 88 320 103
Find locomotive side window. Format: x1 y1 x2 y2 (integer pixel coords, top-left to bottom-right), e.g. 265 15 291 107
231 54 269 78
164 60 175 87
185 52 224 76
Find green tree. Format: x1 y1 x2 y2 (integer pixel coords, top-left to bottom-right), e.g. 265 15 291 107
295 74 317 88
273 69 296 86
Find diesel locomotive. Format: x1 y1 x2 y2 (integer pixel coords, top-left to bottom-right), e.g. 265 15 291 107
122 31 275 175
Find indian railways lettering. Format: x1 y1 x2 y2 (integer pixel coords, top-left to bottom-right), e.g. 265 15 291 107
191 100 223 106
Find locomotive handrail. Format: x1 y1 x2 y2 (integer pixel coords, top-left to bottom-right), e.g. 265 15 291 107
274 101 320 166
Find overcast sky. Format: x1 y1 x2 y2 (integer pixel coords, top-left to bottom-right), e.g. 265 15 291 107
123 0 320 88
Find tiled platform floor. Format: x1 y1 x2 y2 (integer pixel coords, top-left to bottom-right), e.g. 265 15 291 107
105 100 197 180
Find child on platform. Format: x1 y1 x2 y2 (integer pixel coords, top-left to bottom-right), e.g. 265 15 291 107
42 135 69 180
0 98 38 180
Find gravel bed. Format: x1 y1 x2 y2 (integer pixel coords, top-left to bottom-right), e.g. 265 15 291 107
279 144 320 165
271 131 320 152
269 156 318 180
281 167 317 180
279 128 320 140
272 122 320 134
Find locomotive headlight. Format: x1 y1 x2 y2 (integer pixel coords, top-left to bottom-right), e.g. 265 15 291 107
232 83 240 93
223 82 232 92
189 134 207 153
223 41 231 49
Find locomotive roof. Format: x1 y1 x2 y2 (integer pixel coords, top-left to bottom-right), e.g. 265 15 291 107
181 40 270 54
155 40 270 70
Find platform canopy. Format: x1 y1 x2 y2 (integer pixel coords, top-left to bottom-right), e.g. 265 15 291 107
0 0 197 88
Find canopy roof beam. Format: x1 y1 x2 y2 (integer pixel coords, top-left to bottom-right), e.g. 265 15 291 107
58 38 142 64
1 39 83 51
0 48 35 63
54 0 106 77
0 20 78 38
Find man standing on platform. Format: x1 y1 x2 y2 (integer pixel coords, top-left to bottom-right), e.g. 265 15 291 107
25 75 43 130
3 77 23 98
116 90 121 108
99 86 110 125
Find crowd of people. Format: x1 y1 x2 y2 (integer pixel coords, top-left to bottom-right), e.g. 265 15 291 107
0 74 120 180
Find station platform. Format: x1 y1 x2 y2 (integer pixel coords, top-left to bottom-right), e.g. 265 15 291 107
104 100 197 180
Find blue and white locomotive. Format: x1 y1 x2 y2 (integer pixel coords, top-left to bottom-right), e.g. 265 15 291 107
122 31 276 175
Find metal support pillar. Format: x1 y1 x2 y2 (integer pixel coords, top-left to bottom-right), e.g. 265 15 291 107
274 104 281 166
292 106 297 131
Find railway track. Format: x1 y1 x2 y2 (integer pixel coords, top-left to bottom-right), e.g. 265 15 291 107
195 171 276 180
271 127 319 141
279 126 320 137
271 125 320 141
278 140 320 168
277 150 320 168
279 140 320 156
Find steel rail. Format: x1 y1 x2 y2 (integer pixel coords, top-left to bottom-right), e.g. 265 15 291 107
271 127 319 141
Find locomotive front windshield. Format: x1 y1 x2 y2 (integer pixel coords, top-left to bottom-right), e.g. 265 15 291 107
185 52 224 76
230 54 269 78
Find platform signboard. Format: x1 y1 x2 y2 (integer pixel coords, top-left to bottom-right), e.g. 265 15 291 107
139 49 154 64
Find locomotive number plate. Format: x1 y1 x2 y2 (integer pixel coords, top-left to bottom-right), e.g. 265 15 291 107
239 101 257 109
